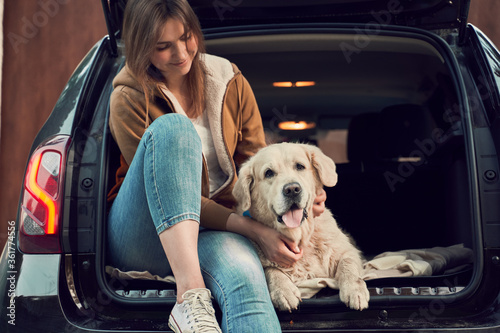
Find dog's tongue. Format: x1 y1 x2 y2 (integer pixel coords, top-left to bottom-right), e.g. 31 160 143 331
282 208 303 228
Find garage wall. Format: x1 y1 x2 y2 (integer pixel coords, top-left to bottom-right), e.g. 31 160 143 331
0 0 3 136
0 1 499 250
468 0 500 47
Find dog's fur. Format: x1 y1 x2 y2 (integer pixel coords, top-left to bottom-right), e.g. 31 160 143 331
233 143 369 311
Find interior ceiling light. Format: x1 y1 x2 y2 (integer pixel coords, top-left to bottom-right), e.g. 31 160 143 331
273 81 316 87
295 81 316 87
278 121 316 131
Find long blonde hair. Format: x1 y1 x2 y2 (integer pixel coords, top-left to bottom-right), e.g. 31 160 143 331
123 0 206 117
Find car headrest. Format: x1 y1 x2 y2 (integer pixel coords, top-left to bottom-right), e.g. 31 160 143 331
347 104 438 163
379 104 437 159
347 112 381 163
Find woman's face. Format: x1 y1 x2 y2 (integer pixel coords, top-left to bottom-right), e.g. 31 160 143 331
150 17 198 84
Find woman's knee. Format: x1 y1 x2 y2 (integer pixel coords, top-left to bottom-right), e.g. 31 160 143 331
141 114 202 165
146 113 201 147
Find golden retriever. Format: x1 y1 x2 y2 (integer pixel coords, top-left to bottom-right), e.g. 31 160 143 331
233 143 369 311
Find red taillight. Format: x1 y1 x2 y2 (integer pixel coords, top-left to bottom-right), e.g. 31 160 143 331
19 135 71 253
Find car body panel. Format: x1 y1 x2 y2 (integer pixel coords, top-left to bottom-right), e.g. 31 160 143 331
104 0 471 56
189 0 471 30
107 0 471 32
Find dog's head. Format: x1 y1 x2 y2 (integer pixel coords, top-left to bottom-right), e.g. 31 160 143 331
233 143 337 231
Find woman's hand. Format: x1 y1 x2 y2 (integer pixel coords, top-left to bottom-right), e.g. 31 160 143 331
226 213 303 267
312 188 327 217
253 224 303 267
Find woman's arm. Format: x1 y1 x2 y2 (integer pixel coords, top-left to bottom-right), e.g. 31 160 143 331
109 88 147 165
224 74 304 266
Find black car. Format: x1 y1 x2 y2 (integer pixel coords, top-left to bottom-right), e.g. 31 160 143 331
2 0 500 331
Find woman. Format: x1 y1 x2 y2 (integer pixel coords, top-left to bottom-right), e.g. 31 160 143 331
107 0 326 332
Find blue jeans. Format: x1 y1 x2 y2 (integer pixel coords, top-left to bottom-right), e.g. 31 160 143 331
107 114 281 333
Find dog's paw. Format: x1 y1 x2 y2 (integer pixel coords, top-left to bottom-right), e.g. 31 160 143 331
270 285 302 312
339 278 370 311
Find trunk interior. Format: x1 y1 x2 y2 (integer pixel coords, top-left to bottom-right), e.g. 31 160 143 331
101 28 476 321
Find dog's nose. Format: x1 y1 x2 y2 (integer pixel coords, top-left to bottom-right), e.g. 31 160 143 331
283 182 302 198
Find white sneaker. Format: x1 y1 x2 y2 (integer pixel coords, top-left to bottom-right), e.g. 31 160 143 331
168 288 222 333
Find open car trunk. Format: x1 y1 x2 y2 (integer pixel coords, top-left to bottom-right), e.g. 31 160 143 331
90 25 480 330
207 29 471 254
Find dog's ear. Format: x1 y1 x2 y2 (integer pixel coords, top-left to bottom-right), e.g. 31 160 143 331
305 144 338 187
233 162 254 212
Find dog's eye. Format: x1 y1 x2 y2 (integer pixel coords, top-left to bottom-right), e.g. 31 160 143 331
295 163 305 171
265 169 275 178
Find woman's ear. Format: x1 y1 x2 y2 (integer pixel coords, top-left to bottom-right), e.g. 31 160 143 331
232 163 254 213
304 144 338 187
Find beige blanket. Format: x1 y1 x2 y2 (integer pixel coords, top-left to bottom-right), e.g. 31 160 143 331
107 244 473 299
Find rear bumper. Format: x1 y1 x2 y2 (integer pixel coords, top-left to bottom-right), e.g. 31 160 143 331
0 249 75 332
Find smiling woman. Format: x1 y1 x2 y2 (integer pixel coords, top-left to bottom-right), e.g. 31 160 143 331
151 19 196 77
121 0 206 119
149 18 199 114
107 1 294 332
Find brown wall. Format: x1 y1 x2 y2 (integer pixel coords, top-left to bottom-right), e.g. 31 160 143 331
468 0 500 48
0 1 499 250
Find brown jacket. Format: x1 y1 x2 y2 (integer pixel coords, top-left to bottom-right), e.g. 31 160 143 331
108 54 266 230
